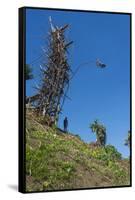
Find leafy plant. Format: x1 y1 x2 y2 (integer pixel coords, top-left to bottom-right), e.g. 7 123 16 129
107 161 127 185
105 145 122 160
90 120 106 146
26 114 130 191
124 130 131 148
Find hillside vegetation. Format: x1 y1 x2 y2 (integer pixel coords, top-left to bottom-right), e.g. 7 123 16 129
26 111 130 192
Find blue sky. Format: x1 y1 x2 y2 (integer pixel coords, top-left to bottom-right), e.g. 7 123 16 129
26 8 130 158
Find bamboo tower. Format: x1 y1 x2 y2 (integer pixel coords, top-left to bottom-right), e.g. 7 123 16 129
36 17 73 123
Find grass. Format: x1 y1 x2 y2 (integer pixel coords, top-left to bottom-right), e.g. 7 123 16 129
26 111 130 192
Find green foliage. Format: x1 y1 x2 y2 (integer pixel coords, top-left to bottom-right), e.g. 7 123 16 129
91 147 108 161
90 120 106 146
107 160 128 185
25 64 33 80
124 131 131 148
88 145 121 163
26 115 130 191
105 145 122 160
26 138 76 190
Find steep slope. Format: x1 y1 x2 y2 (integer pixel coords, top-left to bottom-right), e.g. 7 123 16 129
26 112 130 192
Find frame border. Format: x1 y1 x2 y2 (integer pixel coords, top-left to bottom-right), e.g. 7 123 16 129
19 7 26 193
19 6 132 193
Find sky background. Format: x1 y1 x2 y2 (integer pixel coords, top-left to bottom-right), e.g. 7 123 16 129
26 8 130 158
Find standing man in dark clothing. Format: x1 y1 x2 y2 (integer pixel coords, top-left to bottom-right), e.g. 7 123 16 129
64 117 68 133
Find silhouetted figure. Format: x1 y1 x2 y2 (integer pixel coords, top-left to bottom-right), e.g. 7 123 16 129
64 117 68 133
96 58 106 68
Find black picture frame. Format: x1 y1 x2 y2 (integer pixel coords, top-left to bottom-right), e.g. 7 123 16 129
19 6 132 193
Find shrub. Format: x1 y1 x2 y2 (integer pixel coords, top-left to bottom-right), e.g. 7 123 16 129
89 145 122 165
105 145 122 160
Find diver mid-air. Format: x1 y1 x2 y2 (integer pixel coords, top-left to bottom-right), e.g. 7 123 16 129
96 58 107 68
70 58 107 80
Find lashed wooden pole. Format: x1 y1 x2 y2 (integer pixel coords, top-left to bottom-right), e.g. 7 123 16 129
35 18 73 124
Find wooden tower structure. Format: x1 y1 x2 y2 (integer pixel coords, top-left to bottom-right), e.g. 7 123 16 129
36 18 73 123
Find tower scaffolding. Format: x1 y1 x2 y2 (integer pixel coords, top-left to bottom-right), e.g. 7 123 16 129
34 18 73 123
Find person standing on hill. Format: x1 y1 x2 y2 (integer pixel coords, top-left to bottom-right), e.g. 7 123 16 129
64 117 68 133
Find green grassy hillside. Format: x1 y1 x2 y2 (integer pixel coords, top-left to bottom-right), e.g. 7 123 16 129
26 111 130 192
